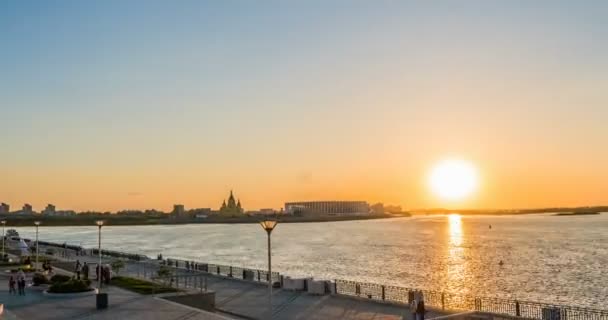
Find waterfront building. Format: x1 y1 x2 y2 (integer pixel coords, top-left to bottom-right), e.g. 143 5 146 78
0 203 9 214
54 210 76 216
189 208 212 217
219 190 243 215
173 204 185 218
21 203 33 215
285 201 370 216
42 204 56 215
247 208 278 216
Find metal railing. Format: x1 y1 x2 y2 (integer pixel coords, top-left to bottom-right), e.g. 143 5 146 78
335 279 608 320
35 240 608 320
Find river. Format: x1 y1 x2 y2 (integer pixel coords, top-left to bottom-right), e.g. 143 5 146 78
10 213 608 308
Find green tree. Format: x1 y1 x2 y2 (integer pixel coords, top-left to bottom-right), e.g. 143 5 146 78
111 260 125 275
157 265 173 284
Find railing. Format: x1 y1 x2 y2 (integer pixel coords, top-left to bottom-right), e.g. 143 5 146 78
36 240 608 320
335 280 608 320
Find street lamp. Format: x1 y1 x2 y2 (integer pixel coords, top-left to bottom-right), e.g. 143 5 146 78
96 220 104 290
259 220 278 319
34 221 40 269
1 220 6 259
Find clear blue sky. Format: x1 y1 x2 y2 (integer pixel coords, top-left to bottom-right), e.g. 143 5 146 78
1 1 607 211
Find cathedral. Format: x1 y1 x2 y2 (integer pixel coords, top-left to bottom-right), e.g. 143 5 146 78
220 190 243 215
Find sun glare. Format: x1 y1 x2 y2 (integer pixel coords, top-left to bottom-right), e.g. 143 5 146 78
429 159 478 201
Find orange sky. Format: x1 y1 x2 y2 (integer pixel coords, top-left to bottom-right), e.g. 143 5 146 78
2 2 607 212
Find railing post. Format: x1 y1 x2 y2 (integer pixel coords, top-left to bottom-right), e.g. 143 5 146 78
381 285 386 301
515 301 520 317
442 292 445 310
258 270 261 282
334 280 338 294
474 298 482 311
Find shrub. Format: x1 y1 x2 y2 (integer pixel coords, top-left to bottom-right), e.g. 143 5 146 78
111 276 179 295
50 274 71 284
32 273 50 286
157 265 172 278
48 279 93 293
111 260 125 275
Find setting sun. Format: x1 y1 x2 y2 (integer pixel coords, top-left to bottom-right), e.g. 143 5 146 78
429 159 479 201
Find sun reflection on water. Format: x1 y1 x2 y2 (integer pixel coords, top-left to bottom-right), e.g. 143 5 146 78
447 214 468 295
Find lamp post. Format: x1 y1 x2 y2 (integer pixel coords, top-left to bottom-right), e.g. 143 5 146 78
1 220 6 259
259 220 278 319
96 220 104 290
34 221 40 269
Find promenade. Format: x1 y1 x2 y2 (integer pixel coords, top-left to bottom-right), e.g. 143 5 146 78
1 244 447 320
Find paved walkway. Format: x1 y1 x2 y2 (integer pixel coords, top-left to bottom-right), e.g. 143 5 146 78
0 253 232 320
30 245 449 320
0 279 232 320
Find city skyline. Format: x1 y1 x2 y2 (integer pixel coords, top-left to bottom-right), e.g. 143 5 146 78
2 1 608 212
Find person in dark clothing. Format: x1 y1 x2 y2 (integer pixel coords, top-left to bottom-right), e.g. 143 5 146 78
415 292 425 320
82 262 89 280
18 277 26 295
9 276 16 295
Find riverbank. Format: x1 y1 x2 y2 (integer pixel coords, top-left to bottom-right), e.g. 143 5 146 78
0 213 407 227
412 206 608 216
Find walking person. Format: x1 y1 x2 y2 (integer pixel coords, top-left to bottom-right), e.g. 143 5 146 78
75 261 82 280
409 291 418 320
415 291 426 320
18 277 25 295
82 262 89 280
9 276 16 295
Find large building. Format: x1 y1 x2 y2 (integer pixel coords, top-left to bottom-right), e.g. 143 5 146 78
21 203 33 215
285 201 370 216
173 204 185 217
0 203 9 214
42 204 56 215
219 190 243 215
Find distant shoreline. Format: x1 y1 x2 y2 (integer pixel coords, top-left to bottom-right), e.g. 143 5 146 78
553 211 600 216
0 213 409 227
412 206 607 216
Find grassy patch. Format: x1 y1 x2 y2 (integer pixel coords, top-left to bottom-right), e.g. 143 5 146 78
110 276 180 295
48 279 93 293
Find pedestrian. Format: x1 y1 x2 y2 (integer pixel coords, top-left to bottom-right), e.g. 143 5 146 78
75 262 82 280
9 276 16 295
18 277 25 295
82 262 89 280
410 291 418 320
415 291 425 320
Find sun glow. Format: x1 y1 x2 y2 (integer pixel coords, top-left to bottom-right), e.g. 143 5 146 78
429 159 478 201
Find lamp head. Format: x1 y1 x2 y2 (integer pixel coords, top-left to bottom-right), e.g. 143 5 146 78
34 221 41 226
259 220 278 234
96 220 104 227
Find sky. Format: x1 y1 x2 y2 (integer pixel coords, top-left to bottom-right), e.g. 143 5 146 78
1 1 607 212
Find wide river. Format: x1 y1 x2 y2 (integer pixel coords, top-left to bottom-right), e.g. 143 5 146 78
11 213 608 308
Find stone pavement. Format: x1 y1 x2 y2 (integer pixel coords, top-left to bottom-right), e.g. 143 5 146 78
0 277 233 320
34 245 449 320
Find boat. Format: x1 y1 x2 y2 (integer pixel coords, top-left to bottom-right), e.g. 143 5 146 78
6 229 19 238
